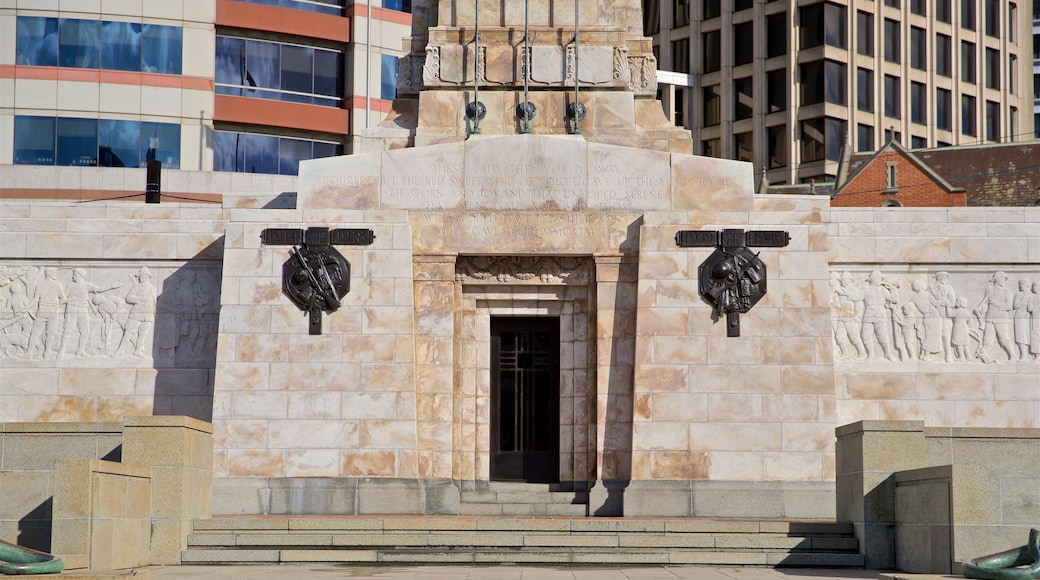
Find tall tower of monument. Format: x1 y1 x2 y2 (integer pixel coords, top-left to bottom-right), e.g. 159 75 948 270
362 0 691 152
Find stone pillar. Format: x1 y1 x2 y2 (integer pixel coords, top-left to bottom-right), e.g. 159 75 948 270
412 255 458 503
589 254 637 516
835 420 925 569
121 415 213 565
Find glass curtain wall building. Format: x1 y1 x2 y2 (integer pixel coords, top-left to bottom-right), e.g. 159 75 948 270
644 0 1035 186
1 0 412 177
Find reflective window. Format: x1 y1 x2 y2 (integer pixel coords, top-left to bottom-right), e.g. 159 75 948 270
962 94 976 136
824 3 846 49
961 41 976 83
672 38 690 74
884 75 900 119
215 36 344 107
984 48 1000 89
910 27 926 70
58 19 100 68
856 12 873 56
229 0 345 16
825 118 845 161
142 24 183 74
857 68 873 112
383 0 412 12
883 19 900 63
801 61 824 106
857 124 873 152
961 0 976 30
801 118 825 162
936 0 951 22
214 130 340 175
936 88 952 130
16 17 181 74
800 4 823 49
735 77 753 119
13 117 56 165
910 81 926 124
985 100 1000 141
673 0 690 27
13 116 180 168
825 61 846 106
703 31 720 73
381 54 399 100
16 17 58 66
936 34 951 77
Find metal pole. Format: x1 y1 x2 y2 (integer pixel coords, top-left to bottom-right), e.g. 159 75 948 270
573 0 581 134
522 0 531 133
473 0 481 134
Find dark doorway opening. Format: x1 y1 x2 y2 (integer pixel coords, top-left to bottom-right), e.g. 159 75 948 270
489 316 560 483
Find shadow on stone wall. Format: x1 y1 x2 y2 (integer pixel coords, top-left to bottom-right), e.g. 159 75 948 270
151 239 224 422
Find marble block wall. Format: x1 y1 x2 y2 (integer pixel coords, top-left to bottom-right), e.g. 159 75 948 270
212 205 419 479
829 207 1040 430
633 195 835 485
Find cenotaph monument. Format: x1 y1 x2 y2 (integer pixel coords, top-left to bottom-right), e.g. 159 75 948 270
210 0 835 517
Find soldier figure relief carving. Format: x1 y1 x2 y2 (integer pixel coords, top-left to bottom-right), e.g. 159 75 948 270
0 264 218 363
830 269 1040 364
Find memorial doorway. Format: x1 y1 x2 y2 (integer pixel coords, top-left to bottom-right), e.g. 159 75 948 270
489 316 560 483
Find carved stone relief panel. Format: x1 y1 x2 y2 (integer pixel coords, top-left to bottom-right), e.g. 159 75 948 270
830 268 1040 365
455 256 594 285
0 263 220 367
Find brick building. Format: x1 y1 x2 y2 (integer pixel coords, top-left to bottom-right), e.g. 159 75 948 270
831 140 967 207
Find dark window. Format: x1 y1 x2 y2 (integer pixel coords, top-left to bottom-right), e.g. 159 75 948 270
767 13 787 58
704 0 721 19
985 100 1000 141
911 81 926 124
703 31 720 73
962 94 977 136
936 0 951 22
1008 3 1017 41
58 18 99 68
703 138 722 158
140 122 181 166
767 69 786 112
857 124 874 152
16 17 58 66
911 0 926 15
884 74 900 118
734 22 754 66
824 3 846 49
884 128 902 144
735 0 753 11
12 116 56 165
825 118 845 161
825 60 846 105
801 61 824 106
735 77 754 119
768 125 786 168
984 0 1000 36
736 132 754 162
1009 55 1017 94
704 85 722 126
57 118 99 166
800 4 823 49
1035 113 1040 139
674 0 690 27
99 119 140 167
885 0 899 7
961 41 976 84
883 19 900 63
936 88 952 130
215 36 345 107
643 0 660 35
857 68 873 112
961 0 976 30
231 0 345 15
936 34 951 77
801 118 825 162
911 136 927 149
380 53 398 100
673 37 690 74
984 48 999 89
910 27 926 70
856 11 873 56
1035 73 1040 99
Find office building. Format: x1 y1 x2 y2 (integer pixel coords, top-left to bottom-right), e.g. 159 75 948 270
644 0 1036 186
1 0 411 177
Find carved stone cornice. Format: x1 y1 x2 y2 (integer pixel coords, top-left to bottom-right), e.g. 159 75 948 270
455 256 593 285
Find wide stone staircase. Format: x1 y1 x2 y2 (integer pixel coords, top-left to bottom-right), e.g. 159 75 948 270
457 481 589 516
182 513 864 566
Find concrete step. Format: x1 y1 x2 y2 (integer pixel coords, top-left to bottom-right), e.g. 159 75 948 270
183 516 863 567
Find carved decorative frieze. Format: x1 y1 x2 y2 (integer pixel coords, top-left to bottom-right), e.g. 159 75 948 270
422 46 440 87
830 269 1040 365
627 54 658 94
613 46 631 85
455 256 593 285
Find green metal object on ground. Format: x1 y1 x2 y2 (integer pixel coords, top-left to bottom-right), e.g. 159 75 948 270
963 528 1040 579
0 540 64 575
